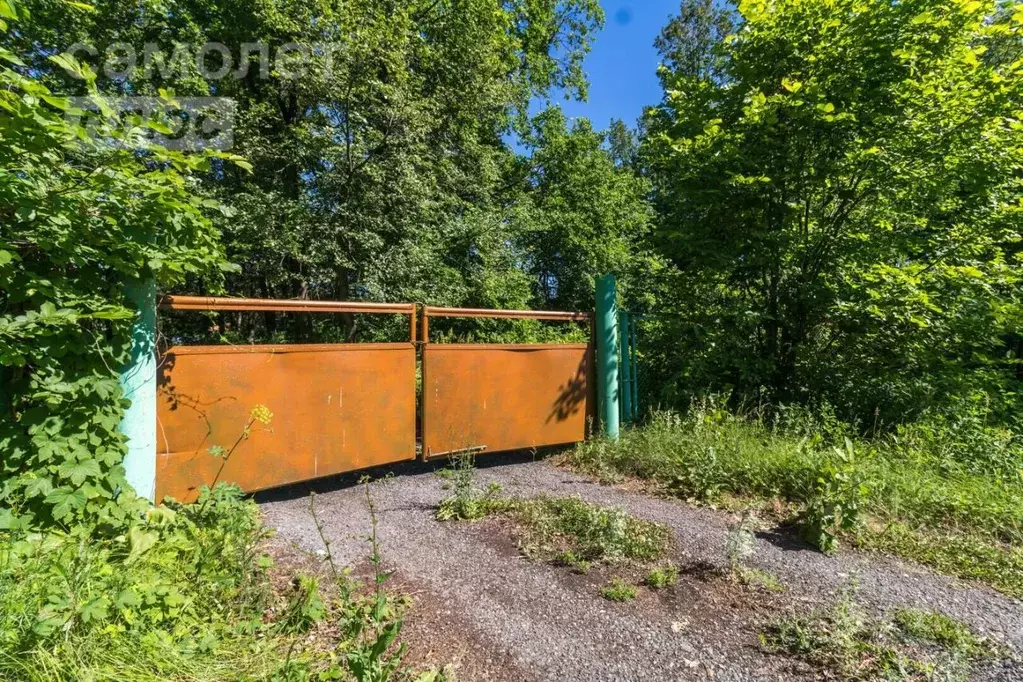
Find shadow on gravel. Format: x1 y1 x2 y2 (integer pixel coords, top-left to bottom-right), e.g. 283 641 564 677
756 529 818 553
253 447 564 504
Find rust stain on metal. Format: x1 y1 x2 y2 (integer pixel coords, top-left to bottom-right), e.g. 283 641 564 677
155 342 416 502
421 343 595 459
160 295 415 315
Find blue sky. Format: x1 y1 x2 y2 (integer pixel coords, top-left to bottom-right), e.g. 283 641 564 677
555 1 681 131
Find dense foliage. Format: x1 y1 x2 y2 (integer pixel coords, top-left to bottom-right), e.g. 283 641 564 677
642 0 1023 426
0 0 243 528
2 0 1023 675
3 0 658 344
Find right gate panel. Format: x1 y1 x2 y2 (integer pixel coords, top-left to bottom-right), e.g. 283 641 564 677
422 343 595 458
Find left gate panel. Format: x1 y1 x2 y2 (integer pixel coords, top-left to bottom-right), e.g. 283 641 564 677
155 343 416 502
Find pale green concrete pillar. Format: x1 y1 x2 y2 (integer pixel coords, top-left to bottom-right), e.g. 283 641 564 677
619 311 633 425
631 315 640 419
119 278 157 502
595 275 619 440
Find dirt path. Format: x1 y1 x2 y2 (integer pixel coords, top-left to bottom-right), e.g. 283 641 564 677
258 454 1023 682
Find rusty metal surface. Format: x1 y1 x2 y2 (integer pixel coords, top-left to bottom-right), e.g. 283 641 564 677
421 343 594 458
160 295 415 315
155 343 416 502
423 306 592 321
421 306 591 343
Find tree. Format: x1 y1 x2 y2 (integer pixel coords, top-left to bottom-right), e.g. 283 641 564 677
5 0 606 343
513 107 654 312
643 0 1023 421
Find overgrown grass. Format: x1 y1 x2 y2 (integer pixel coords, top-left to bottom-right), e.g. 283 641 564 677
564 404 1023 596
505 496 670 566
0 485 442 681
761 584 1006 681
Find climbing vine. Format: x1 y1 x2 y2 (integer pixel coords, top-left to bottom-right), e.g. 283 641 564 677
0 0 243 529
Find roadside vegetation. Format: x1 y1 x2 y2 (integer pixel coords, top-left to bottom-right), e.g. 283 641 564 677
566 400 1023 597
762 583 1008 681
0 483 445 682
438 477 670 572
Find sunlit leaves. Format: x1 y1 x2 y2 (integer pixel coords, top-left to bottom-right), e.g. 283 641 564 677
642 0 1023 420
0 13 232 527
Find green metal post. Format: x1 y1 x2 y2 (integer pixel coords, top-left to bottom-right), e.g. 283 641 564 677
595 275 620 440
619 311 633 425
119 277 157 502
630 315 640 419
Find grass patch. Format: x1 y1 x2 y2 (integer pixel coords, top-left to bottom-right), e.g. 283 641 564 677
600 577 637 602
762 585 1005 681
564 408 1023 596
854 521 1023 598
435 459 671 568
500 496 671 567
644 563 680 589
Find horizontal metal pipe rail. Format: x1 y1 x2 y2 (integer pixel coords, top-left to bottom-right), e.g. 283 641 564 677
159 296 417 342
420 305 592 343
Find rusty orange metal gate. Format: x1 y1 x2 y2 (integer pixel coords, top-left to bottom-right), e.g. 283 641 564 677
155 297 417 502
154 297 594 502
420 306 595 459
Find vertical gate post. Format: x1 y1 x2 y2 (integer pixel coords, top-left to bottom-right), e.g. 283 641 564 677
119 277 157 502
631 315 640 419
595 275 620 440
619 310 633 425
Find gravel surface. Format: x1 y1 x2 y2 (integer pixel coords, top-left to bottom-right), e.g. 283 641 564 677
258 453 1023 681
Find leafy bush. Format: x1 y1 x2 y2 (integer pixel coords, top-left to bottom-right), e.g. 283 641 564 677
799 440 869 554
0 485 287 679
0 1 243 529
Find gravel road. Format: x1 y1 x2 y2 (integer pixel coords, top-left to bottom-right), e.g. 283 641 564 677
258 453 1023 682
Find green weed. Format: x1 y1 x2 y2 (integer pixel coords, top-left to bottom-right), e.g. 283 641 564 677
894 608 1003 660
600 577 637 602
723 511 784 592
644 564 680 589
501 496 670 566
435 453 504 521
762 583 1005 681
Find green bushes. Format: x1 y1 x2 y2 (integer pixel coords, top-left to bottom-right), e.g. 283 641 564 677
565 402 1023 595
0 484 445 681
0 0 245 528
0 486 285 680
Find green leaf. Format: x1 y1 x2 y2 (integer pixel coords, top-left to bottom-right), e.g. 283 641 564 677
78 596 110 623
0 47 24 66
127 526 159 562
59 458 101 486
23 477 53 499
45 488 88 520
781 77 802 93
